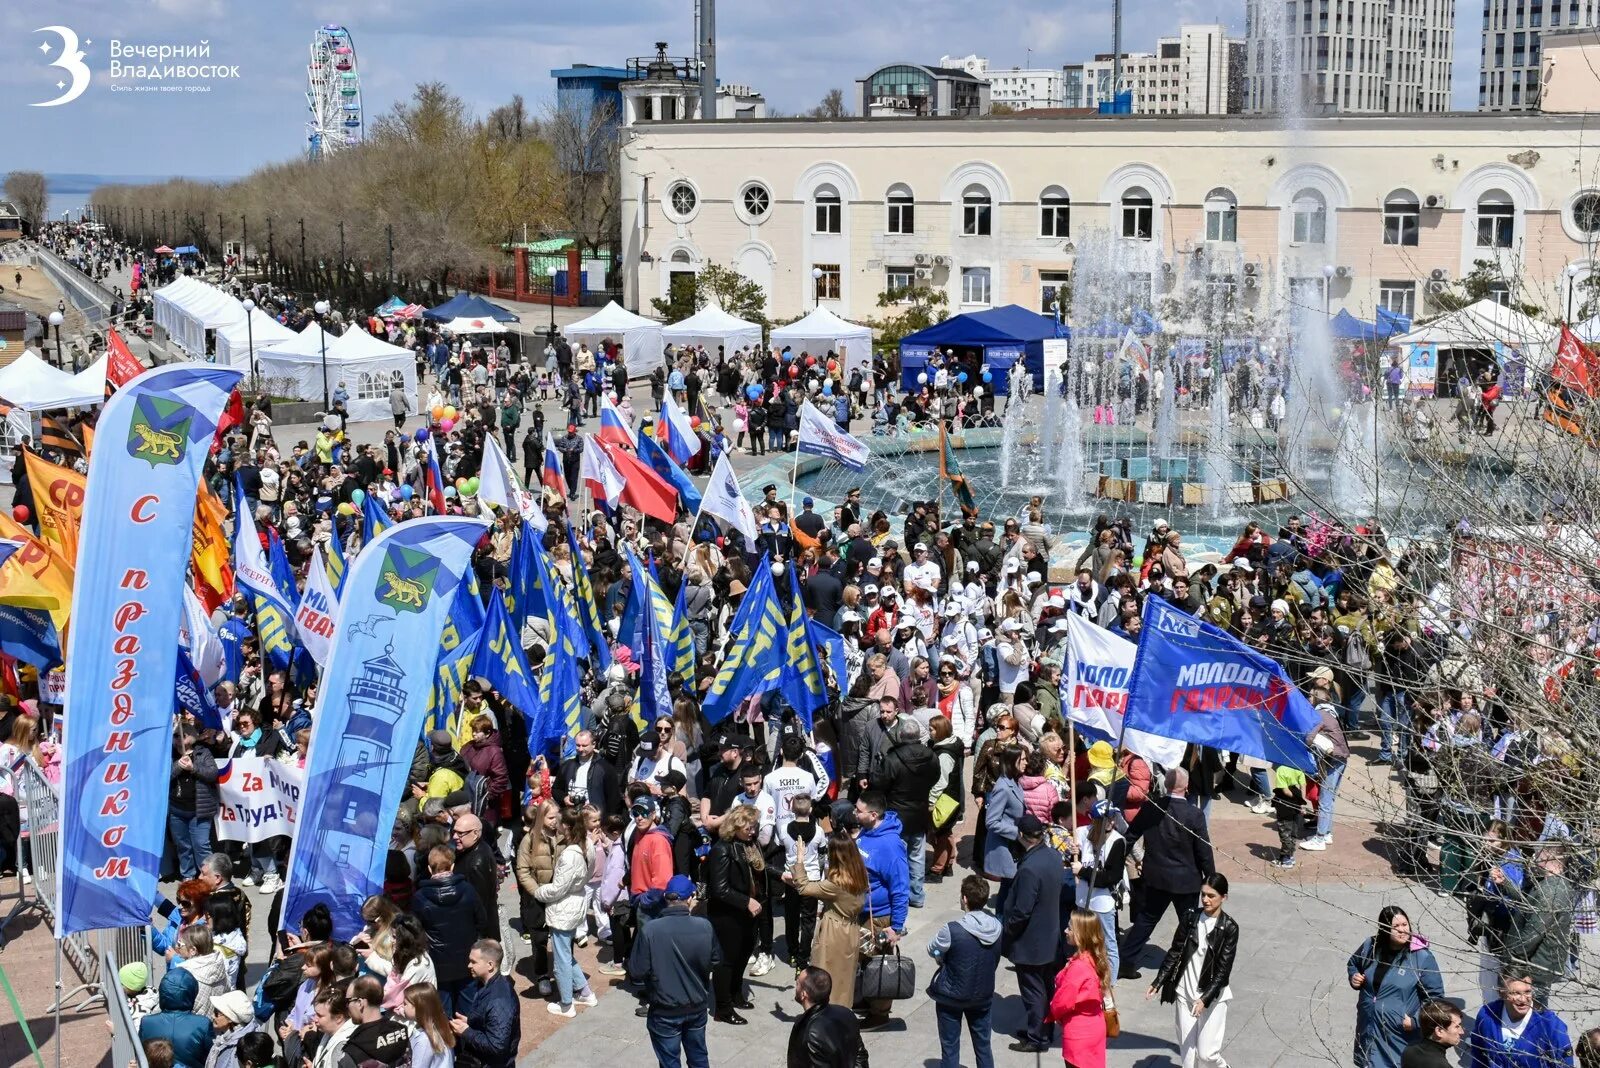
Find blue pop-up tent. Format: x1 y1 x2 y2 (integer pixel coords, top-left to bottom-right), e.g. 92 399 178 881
899 304 1065 395
1329 307 1412 343
424 292 520 324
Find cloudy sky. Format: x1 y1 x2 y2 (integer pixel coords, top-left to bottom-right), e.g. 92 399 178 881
1 0 1484 181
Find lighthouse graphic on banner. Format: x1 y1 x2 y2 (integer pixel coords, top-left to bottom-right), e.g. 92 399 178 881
306 646 410 905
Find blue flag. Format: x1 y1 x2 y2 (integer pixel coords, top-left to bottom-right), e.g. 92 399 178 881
265 527 300 611
470 585 542 748
361 490 393 541
566 525 610 671
282 516 487 941
427 579 486 735
621 546 673 725
703 557 788 724
1123 596 1322 773
0 603 61 669
326 520 348 599
670 572 696 675
779 566 829 727
175 647 222 732
636 428 703 513
234 473 297 672
808 618 847 697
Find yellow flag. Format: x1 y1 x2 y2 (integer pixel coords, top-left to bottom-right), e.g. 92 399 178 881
0 512 75 634
21 450 86 565
191 481 231 596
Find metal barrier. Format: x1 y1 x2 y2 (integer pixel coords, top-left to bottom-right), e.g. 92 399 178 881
0 764 43 947
101 947 149 1068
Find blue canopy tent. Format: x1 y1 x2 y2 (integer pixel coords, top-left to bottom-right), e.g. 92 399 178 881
899 305 1065 395
173 245 199 256
375 295 407 316
1329 307 1412 343
423 292 521 324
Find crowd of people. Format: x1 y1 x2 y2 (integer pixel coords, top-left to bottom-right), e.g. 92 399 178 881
3 230 1598 1068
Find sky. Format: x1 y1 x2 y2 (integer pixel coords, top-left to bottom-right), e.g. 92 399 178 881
0 0 1485 183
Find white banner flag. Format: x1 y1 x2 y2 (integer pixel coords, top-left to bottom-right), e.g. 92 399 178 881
292 548 338 667
699 452 759 550
1062 611 1187 769
797 400 869 469
478 432 546 530
215 757 303 843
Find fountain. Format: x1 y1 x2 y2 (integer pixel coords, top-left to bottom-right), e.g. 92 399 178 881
1205 372 1232 520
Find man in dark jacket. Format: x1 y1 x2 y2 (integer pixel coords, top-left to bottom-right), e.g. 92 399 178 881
137 968 215 1068
450 940 520 1068
412 845 495 1013
630 875 719 1068
451 814 501 943
927 875 1004 1068
1004 815 1064 1053
340 974 410 1066
875 717 939 909
554 730 623 816
1120 767 1215 978
556 424 584 497
787 966 862 1068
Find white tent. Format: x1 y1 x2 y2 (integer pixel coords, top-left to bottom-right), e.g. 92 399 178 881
215 308 298 371
661 304 762 360
770 306 875 378
255 322 336 360
564 301 665 374
1387 298 1558 395
257 327 417 422
0 349 107 411
151 276 246 360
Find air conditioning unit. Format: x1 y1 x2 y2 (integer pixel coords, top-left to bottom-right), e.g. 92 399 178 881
932 254 951 267
1426 279 1449 294
1429 267 1449 282
1335 265 1352 279
913 252 931 266
1425 193 1447 209
1244 275 1261 290
914 267 932 280
1242 262 1260 276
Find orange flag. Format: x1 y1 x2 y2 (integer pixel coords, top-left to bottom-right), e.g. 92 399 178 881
191 481 233 601
0 512 75 635
81 423 95 458
21 450 85 565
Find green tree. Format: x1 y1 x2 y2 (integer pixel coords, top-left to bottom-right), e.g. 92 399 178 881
650 262 768 326
1432 259 1544 320
868 284 950 350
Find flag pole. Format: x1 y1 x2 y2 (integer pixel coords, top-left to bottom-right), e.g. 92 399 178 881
789 436 802 523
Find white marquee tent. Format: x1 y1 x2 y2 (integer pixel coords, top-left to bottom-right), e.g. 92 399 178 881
564 302 665 374
215 308 298 371
661 305 762 360
151 276 248 360
770 306 875 378
0 349 108 411
257 326 416 422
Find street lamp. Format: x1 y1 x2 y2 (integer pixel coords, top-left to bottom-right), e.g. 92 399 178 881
314 298 331 411
812 266 823 310
546 265 558 336
242 297 257 394
47 310 64 370
1321 263 1335 319
1566 264 1582 324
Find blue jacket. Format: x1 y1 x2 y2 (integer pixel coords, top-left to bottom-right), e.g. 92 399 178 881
857 810 910 930
1004 840 1065 966
457 973 520 1068
137 970 215 1068
983 778 1024 879
927 910 1004 1009
1465 1001 1572 1068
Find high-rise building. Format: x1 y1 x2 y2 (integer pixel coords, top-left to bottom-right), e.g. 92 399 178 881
1244 0 1454 113
1063 25 1245 114
939 54 1066 109
1480 0 1600 110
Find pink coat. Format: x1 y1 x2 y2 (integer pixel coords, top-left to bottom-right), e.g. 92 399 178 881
1019 774 1062 825
1047 954 1106 1068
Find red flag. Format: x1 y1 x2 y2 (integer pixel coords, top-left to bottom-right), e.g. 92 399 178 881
105 328 145 388
215 387 245 443
605 441 679 523
1553 325 1600 396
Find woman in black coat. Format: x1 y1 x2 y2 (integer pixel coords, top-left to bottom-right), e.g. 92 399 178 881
1147 872 1238 1068
705 804 764 1025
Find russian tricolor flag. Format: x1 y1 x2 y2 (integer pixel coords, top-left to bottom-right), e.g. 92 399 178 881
542 432 568 498
598 394 633 450
658 395 700 466
425 434 448 513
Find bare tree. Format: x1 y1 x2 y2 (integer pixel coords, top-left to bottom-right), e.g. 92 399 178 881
485 93 537 142
542 98 621 258
4 172 48 232
808 88 849 119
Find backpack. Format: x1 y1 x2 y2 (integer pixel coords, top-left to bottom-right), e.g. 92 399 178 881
1343 629 1373 672
255 950 304 1021
464 768 492 817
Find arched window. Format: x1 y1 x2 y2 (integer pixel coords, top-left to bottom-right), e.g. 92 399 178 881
1291 189 1327 244
962 184 992 236
667 182 697 218
1121 186 1153 240
1204 187 1237 243
1383 190 1419 246
886 184 914 234
1039 186 1070 238
814 184 841 234
1476 189 1515 249
670 249 694 265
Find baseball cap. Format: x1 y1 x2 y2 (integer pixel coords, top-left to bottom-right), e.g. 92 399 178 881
665 874 697 900
1017 814 1047 836
802 496 814 507
661 769 689 791
1090 799 1114 821
913 542 928 553
862 583 879 596
631 796 660 819
941 602 961 616
867 557 883 569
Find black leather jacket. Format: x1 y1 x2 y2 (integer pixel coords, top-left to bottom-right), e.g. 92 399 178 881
786 1002 861 1068
1152 909 1238 1007
705 838 757 916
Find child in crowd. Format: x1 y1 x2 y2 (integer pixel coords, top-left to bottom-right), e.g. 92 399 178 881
778 794 824 969
1272 763 1309 870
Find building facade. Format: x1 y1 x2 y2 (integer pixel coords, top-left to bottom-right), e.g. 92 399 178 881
940 54 1066 109
856 63 990 117
1480 0 1600 110
1539 27 1600 111
1244 0 1454 113
619 112 1600 327
1063 25 1244 115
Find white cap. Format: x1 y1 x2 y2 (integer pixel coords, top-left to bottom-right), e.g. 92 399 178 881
868 556 884 568
941 602 961 616
913 542 928 552
977 627 993 640
862 583 879 595
1047 593 1066 608
1000 618 1022 632
896 617 918 630
1233 559 1254 572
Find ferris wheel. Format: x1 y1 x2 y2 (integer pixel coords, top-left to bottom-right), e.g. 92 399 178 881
305 24 362 161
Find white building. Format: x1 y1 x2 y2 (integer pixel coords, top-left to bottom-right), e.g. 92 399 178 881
619 111 1600 328
1244 0 1454 113
1480 0 1600 110
1064 25 1244 115
941 54 1065 110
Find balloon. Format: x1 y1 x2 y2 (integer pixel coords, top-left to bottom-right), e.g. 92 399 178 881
414 427 430 442
431 405 445 421
981 370 993 383
689 416 701 429
440 418 455 433
466 477 480 496
390 488 403 502
444 486 457 499
455 478 468 490
789 366 800 378
826 360 837 372
746 384 762 399
351 489 366 504
10 505 27 523
771 560 786 577
805 356 815 367
958 371 969 383
917 373 928 384
337 502 356 516
400 484 415 500
822 382 833 395
973 386 984 398
443 406 457 421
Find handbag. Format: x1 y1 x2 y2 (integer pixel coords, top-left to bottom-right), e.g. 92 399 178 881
856 896 916 1000
931 792 959 830
1103 991 1121 1038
